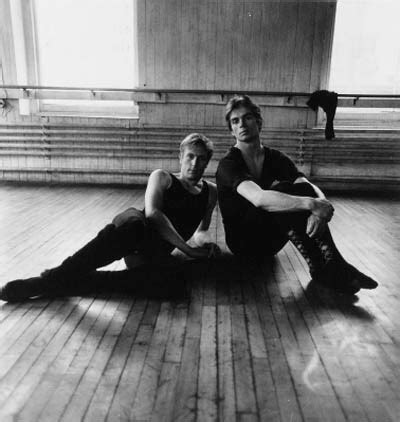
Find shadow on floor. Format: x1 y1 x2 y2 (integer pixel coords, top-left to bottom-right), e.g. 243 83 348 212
2 253 375 323
303 280 375 322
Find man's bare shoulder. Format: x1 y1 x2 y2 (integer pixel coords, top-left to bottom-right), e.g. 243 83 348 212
148 169 173 188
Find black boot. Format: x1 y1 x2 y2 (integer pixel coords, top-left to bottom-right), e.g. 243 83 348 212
0 277 52 302
286 229 326 281
314 228 378 292
280 216 361 294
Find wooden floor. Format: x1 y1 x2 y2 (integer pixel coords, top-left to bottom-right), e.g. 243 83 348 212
0 184 399 422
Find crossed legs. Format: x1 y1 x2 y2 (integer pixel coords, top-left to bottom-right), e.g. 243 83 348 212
272 182 378 294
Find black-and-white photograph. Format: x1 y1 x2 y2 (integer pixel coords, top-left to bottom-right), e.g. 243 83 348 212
0 0 399 420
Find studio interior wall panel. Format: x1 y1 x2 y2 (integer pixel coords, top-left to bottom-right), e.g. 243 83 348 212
139 0 335 93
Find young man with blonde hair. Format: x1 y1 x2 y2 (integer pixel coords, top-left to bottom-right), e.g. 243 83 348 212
1 133 219 301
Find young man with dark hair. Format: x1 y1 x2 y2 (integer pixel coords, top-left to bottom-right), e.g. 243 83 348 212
216 95 377 294
1 133 219 302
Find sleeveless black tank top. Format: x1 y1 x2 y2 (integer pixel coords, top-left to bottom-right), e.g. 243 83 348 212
163 173 209 241
144 173 210 256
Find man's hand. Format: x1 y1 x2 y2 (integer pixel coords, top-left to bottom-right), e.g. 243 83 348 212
310 198 334 221
306 214 328 238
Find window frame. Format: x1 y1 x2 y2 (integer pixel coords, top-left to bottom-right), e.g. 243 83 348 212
10 0 139 118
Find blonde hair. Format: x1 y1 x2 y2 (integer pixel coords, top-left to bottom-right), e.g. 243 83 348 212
179 133 214 160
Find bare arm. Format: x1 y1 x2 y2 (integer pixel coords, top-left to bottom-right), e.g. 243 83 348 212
144 169 213 258
237 180 334 220
191 182 220 257
294 176 332 237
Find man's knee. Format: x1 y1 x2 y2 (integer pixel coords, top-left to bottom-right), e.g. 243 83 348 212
108 208 147 248
124 253 147 269
292 181 317 197
112 207 145 227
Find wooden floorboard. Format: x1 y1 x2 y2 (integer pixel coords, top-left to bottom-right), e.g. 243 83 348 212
0 184 399 421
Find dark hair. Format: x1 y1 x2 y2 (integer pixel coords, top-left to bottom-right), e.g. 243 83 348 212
179 133 214 161
225 95 263 131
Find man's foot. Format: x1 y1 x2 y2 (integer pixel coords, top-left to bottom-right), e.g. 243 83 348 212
312 262 360 295
0 286 8 301
345 263 378 290
0 276 50 302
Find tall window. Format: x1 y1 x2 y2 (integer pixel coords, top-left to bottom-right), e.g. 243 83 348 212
12 0 138 116
34 0 136 89
329 0 400 95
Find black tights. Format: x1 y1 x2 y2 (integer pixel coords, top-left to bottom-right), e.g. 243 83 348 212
1 208 155 301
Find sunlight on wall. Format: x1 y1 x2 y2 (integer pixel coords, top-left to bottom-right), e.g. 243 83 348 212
34 0 136 88
33 0 137 113
329 0 400 94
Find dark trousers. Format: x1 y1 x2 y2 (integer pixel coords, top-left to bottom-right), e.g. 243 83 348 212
226 182 318 257
2 207 180 301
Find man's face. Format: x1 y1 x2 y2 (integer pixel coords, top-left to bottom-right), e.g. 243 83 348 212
179 143 210 182
229 106 261 143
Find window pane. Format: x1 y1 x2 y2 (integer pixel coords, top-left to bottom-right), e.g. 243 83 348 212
329 0 400 94
34 0 136 88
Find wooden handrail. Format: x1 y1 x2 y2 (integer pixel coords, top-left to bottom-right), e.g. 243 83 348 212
1 84 400 98
1 85 400 108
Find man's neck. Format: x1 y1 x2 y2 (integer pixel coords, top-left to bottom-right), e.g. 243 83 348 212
178 174 203 193
234 138 263 157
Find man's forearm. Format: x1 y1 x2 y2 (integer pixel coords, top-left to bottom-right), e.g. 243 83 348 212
256 190 314 213
256 190 334 221
146 210 192 255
